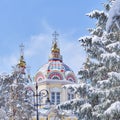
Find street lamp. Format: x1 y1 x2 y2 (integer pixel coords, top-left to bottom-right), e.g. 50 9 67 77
25 82 50 120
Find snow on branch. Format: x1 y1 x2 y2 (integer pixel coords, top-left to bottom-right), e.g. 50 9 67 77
108 71 120 77
101 52 119 63
81 103 92 113
104 101 120 119
106 41 120 50
88 27 103 36
79 36 92 51
106 0 120 32
86 10 106 19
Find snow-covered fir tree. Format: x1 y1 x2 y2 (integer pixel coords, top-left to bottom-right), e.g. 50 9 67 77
7 69 34 119
58 0 120 120
0 44 34 120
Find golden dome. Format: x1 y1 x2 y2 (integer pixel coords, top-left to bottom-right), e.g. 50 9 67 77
51 42 60 53
18 56 26 68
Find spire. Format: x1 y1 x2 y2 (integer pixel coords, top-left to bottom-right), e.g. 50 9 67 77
17 43 26 74
49 31 62 62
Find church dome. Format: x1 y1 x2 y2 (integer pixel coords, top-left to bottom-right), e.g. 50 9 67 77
34 32 77 83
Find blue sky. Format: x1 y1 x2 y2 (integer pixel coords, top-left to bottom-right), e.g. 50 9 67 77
0 0 105 76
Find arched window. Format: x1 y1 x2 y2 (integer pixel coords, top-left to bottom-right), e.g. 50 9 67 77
68 78 73 82
66 74 76 83
38 78 42 81
52 76 60 80
48 72 63 80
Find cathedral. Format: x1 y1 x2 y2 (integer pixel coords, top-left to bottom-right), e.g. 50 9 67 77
18 32 78 120
32 32 78 119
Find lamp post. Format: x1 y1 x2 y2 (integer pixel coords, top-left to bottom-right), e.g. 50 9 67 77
26 82 50 120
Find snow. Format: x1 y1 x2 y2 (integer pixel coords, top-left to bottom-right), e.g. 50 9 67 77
106 42 120 50
63 83 84 89
38 108 50 115
79 36 92 41
101 52 119 61
86 10 105 19
108 72 120 79
97 72 120 89
81 103 92 112
97 79 110 88
104 101 120 116
92 36 101 44
106 0 120 32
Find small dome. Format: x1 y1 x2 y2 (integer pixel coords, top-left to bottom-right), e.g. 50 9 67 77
51 42 60 53
18 56 26 68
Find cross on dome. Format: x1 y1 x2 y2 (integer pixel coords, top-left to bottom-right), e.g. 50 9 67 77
52 31 59 41
19 43 24 57
49 31 63 62
51 31 59 51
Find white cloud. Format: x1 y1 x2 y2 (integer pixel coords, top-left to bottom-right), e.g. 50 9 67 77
0 22 86 77
24 21 54 58
25 34 50 57
0 54 18 74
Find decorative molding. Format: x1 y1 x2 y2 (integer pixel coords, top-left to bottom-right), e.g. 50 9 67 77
50 87 61 92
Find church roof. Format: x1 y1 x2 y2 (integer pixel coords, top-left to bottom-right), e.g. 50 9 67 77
34 31 77 83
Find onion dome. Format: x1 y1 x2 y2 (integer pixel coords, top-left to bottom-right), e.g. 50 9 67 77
35 31 77 83
18 55 26 68
17 43 26 74
51 41 60 53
